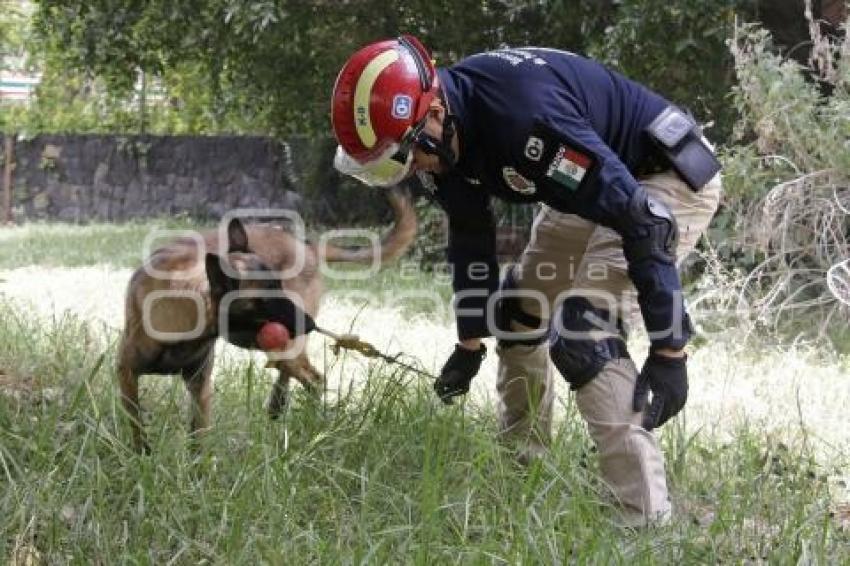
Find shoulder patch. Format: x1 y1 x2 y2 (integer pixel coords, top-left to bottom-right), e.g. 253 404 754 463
524 136 544 161
546 146 592 191
523 120 599 196
502 167 536 195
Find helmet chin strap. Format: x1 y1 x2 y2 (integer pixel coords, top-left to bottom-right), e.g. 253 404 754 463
417 113 458 172
437 113 458 171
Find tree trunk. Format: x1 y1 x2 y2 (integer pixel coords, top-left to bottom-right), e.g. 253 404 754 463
3 134 14 224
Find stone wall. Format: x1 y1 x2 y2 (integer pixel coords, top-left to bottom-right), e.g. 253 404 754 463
0 132 533 260
0 133 382 224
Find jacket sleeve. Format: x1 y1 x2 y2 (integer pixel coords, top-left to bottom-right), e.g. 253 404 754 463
431 174 500 341
525 113 692 350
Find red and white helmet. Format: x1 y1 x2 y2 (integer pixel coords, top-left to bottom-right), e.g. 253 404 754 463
331 35 438 186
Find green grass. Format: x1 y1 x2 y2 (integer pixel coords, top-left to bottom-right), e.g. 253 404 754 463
0 298 848 564
321 262 454 316
1 221 848 562
0 219 211 270
0 220 454 308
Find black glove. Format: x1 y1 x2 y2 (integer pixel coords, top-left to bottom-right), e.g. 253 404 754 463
434 344 487 404
632 351 688 431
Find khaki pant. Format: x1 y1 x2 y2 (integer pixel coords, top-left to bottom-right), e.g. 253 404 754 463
497 169 721 522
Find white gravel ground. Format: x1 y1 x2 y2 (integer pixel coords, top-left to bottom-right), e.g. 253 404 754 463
1 266 848 463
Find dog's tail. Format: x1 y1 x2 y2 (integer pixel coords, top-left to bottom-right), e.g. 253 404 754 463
319 186 417 264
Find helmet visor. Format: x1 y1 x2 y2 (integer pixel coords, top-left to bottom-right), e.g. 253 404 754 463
334 144 413 187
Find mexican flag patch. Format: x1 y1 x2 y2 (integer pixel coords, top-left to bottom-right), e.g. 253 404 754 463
546 145 592 191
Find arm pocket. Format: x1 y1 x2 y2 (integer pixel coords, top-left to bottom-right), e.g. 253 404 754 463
647 107 721 191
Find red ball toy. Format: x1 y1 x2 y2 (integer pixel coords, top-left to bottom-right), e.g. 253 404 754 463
256 321 291 351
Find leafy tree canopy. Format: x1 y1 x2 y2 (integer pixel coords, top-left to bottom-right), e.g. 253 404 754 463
25 0 748 137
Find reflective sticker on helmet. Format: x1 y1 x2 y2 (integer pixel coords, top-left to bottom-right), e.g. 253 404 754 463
354 50 400 149
391 94 413 119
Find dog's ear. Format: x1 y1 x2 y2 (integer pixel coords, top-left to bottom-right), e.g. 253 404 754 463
205 253 238 303
226 218 250 253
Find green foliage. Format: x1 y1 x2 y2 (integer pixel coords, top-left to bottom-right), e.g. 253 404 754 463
723 15 850 198
7 0 750 139
588 0 752 138
710 20 850 348
23 0 605 136
0 1 27 67
724 19 850 218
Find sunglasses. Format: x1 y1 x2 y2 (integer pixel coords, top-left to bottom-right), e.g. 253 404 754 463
390 115 446 167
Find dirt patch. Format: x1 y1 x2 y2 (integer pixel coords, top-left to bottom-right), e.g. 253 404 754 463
835 502 850 532
0 369 61 404
0 369 33 393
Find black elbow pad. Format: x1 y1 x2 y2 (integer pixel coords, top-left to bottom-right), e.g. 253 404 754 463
621 190 679 265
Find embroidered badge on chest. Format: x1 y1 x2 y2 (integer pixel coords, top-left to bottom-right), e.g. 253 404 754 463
502 167 536 195
546 146 592 191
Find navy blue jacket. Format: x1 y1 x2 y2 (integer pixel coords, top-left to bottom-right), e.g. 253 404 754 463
430 48 692 350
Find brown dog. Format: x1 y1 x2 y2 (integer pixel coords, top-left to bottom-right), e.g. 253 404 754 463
117 187 416 451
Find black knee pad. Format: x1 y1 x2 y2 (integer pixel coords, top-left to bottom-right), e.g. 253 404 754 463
548 297 630 390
